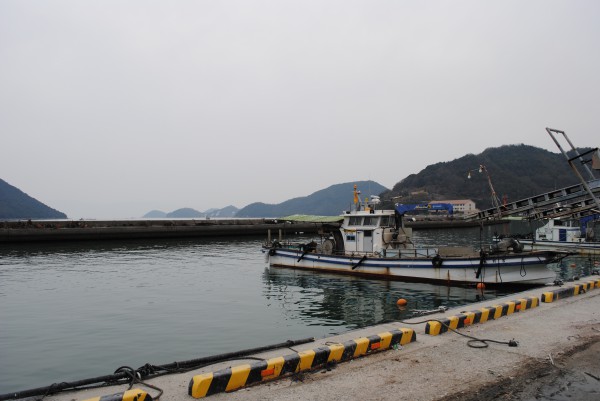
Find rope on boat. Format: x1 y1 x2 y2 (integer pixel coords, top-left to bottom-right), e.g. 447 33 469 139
351 255 368 270
476 250 486 279
297 250 308 262
520 256 527 277
496 256 503 283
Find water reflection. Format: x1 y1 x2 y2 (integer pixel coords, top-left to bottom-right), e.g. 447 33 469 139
0 235 263 257
262 266 516 330
551 254 600 281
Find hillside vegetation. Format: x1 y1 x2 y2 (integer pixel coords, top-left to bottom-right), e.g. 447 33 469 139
381 144 585 210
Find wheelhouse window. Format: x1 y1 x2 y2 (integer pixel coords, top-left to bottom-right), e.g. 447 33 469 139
346 234 356 241
362 216 379 226
348 217 362 226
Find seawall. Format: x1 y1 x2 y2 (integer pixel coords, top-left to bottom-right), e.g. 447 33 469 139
0 216 510 243
0 219 324 243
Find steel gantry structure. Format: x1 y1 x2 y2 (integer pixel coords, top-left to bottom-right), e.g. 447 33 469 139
470 128 600 222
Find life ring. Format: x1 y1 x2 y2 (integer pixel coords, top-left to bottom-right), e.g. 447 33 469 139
432 255 443 267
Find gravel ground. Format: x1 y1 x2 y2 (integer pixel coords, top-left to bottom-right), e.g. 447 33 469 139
20 283 600 401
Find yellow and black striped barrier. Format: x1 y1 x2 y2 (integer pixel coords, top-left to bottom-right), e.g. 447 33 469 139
541 280 598 303
580 279 598 292
585 278 600 289
82 388 153 401
188 328 416 398
425 297 539 336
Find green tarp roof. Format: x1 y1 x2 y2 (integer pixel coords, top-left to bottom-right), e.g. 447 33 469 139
279 214 343 223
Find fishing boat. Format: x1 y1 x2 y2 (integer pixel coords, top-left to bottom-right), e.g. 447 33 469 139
515 216 600 256
264 186 567 286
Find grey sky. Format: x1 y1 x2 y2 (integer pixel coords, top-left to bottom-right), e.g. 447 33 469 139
1 1 598 219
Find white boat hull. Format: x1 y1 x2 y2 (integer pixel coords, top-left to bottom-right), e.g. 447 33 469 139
267 248 559 286
519 239 600 256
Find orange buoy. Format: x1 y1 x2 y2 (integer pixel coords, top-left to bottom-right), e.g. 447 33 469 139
476 282 485 290
570 263 577 268
396 298 408 306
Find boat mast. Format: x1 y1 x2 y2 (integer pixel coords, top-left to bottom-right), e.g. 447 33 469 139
353 184 360 211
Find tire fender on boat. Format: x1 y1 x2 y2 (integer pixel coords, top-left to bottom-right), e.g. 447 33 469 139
269 241 282 256
432 254 443 267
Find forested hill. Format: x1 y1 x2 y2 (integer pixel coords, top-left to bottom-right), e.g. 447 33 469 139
0 179 67 219
381 144 589 210
236 181 388 217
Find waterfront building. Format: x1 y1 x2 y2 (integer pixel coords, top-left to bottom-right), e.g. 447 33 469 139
430 199 477 214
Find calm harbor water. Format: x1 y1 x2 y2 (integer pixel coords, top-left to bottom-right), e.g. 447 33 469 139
0 222 597 394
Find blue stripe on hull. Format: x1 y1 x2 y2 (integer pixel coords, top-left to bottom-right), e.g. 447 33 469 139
268 249 556 285
272 249 552 268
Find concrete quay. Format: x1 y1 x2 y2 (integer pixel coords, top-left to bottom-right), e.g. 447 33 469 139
0 217 511 244
0 216 510 243
0 218 322 243
16 279 600 401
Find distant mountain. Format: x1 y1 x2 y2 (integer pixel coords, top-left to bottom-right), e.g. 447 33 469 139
236 180 388 217
206 205 238 218
166 208 204 218
0 178 67 219
144 210 167 218
381 144 588 210
143 205 239 219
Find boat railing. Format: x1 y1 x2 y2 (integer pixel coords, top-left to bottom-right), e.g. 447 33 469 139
395 248 440 258
344 247 440 259
266 240 444 259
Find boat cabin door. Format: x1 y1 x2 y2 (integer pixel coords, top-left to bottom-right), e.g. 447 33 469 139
559 229 567 242
362 230 373 253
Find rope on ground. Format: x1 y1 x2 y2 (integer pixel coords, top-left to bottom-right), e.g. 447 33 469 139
400 318 519 349
115 366 164 401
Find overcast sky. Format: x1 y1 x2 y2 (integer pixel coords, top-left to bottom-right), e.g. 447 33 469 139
1 1 598 219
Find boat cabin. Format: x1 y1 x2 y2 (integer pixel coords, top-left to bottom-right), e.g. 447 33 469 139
339 209 406 255
325 192 417 257
536 219 585 243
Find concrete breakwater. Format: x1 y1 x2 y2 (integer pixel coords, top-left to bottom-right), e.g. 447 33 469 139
0 219 324 243
0 217 508 243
